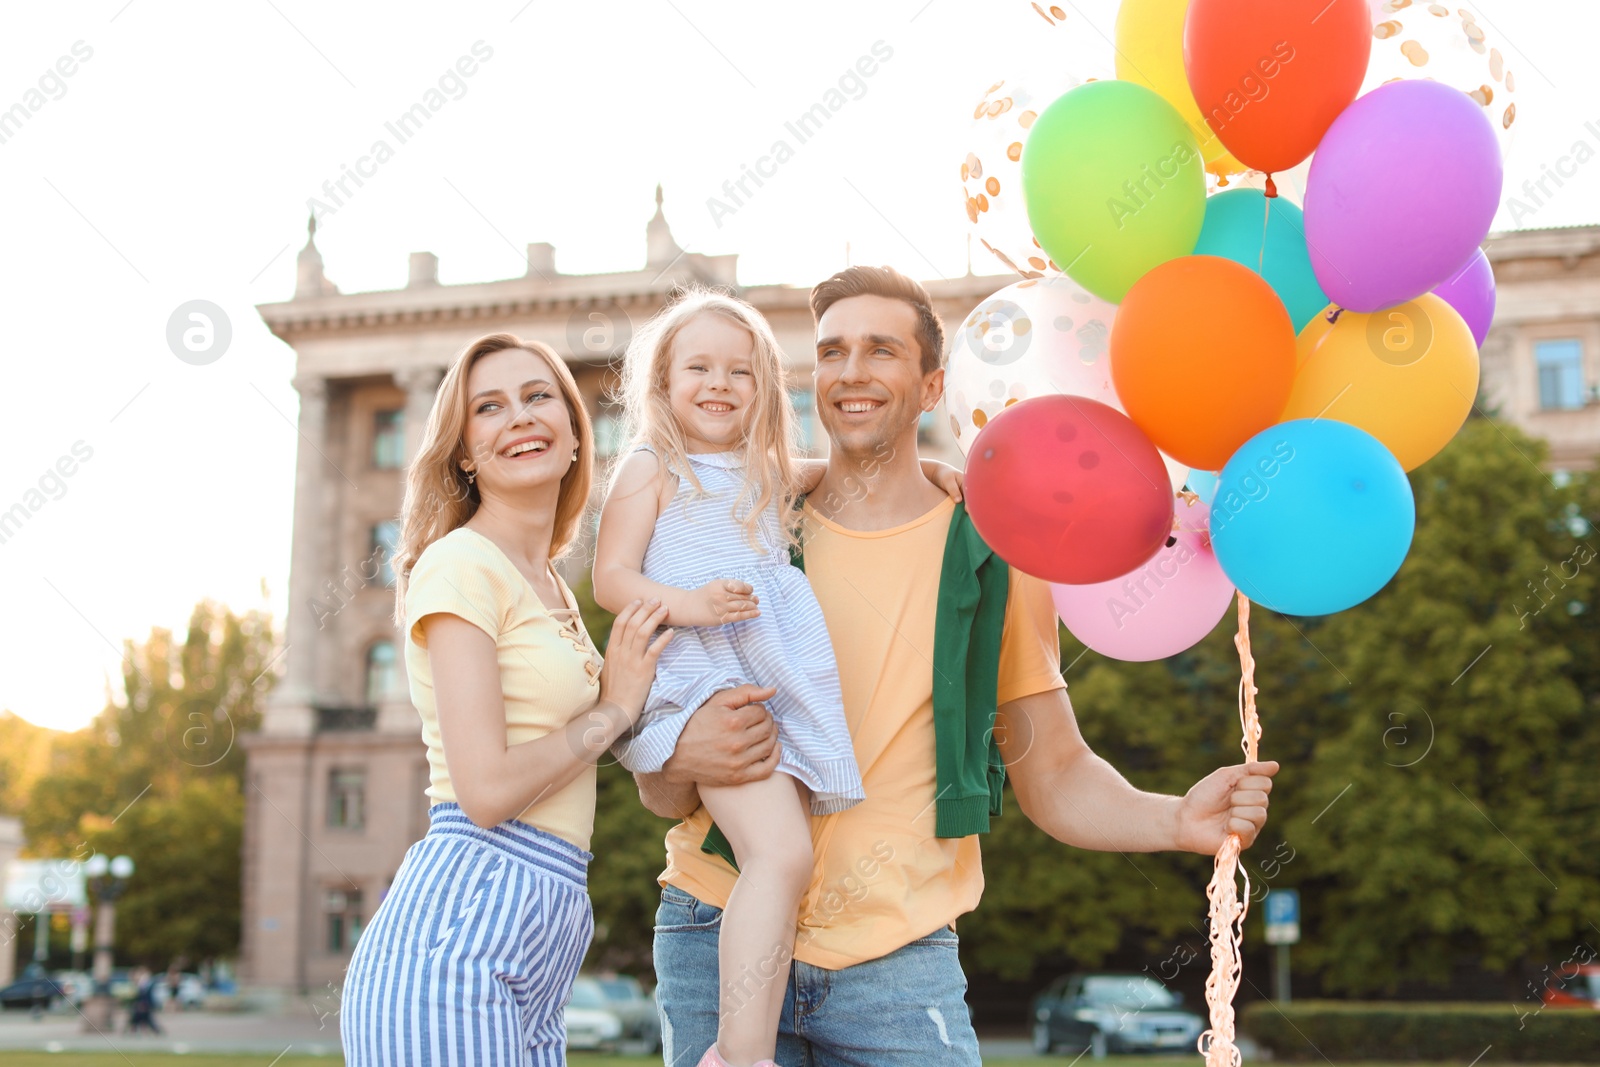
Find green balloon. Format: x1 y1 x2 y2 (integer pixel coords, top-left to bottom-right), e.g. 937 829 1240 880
1022 81 1206 303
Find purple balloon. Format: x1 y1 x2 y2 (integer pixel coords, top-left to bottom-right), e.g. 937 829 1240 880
1305 80 1503 313
1432 247 1496 348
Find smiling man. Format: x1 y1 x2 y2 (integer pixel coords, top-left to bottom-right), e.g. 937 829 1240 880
636 265 1279 1067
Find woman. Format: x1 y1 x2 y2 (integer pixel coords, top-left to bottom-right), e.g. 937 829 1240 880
341 333 673 1066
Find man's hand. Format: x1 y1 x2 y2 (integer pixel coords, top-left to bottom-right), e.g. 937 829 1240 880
663 684 781 788
1174 761 1280 854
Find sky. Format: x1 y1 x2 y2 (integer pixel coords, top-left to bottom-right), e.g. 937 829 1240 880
1 0 1596 732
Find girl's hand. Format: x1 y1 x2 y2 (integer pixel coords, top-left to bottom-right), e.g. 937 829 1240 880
598 599 674 720
922 459 964 503
681 578 761 628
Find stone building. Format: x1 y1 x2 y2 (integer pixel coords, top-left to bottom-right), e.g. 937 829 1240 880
1480 225 1600 472
241 197 1600 992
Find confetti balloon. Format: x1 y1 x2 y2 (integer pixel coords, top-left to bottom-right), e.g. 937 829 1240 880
1363 0 1519 163
960 74 1082 278
945 275 1189 491
960 6 1119 277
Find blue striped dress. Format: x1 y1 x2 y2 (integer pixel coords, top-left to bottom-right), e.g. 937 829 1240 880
610 446 865 815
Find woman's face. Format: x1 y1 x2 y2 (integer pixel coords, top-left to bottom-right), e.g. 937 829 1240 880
460 347 578 503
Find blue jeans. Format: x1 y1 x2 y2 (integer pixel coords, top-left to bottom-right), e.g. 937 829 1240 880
652 885 981 1067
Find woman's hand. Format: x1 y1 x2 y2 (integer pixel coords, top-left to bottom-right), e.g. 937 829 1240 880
678 578 761 628
598 599 674 720
921 458 965 503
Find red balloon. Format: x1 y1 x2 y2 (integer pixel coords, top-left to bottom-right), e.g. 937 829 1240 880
964 396 1175 585
1184 0 1372 174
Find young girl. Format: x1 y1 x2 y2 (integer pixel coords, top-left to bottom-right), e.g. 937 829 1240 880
593 290 960 1067
341 334 672 1066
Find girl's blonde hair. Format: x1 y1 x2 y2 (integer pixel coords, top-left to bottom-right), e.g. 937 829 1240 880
612 288 798 547
392 333 594 627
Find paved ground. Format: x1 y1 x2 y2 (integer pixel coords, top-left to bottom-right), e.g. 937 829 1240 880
0 1008 1242 1060
0 1003 345 1057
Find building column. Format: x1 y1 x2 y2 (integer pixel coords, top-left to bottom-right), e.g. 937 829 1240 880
264 375 331 736
398 365 444 468
383 366 443 734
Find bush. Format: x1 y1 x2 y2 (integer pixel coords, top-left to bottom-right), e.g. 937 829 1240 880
1241 1000 1600 1061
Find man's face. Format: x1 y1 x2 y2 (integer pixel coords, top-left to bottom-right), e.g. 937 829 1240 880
814 294 943 457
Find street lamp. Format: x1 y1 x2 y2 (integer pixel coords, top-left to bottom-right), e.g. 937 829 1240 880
80 854 134 1034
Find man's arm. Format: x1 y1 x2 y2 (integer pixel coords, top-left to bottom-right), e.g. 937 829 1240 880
633 684 782 819
996 687 1278 854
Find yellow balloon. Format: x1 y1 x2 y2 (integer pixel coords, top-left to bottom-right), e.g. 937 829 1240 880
1281 294 1481 472
1114 0 1245 178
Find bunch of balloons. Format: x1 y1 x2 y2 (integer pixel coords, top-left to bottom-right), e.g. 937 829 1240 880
955 0 1507 660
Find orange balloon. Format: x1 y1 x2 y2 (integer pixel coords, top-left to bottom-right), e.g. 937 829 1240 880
1281 294 1480 471
1111 255 1297 471
1184 0 1373 174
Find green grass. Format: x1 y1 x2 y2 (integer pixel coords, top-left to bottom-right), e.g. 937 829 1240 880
0 1056 1593 1067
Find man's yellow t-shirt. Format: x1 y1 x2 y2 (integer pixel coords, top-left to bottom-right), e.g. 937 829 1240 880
659 496 1066 970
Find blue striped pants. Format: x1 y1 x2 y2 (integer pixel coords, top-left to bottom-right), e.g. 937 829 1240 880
341 804 594 1066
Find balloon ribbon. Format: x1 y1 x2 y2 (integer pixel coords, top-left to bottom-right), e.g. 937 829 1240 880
1199 592 1262 1066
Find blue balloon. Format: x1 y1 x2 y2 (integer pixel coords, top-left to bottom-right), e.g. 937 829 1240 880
1193 189 1329 332
1210 420 1414 616
1185 470 1219 506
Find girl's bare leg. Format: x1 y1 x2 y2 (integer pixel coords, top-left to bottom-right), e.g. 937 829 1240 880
697 773 814 1066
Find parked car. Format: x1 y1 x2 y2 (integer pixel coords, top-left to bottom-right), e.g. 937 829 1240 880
0 965 65 1012
51 970 94 1008
1543 962 1600 1008
564 976 623 1051
1031 972 1204 1056
592 973 661 1054
152 972 207 1010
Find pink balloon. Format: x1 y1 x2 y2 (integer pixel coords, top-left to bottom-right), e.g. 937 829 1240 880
1052 500 1235 662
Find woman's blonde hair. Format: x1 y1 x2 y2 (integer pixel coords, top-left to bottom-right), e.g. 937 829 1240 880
392 333 594 626
611 288 798 547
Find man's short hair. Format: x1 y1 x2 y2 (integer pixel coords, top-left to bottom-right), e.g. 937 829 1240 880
809 265 946 375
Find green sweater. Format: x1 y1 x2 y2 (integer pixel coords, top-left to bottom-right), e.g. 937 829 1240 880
702 500 1011 867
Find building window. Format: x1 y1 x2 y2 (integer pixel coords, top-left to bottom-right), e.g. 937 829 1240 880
325 888 364 952
328 768 365 830
369 521 400 586
593 408 624 457
373 410 404 469
790 388 817 451
1536 339 1586 410
365 641 397 705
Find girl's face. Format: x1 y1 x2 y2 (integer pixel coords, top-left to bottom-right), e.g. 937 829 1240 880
666 312 758 452
460 347 578 501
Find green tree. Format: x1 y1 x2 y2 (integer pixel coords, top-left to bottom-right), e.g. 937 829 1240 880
22 599 277 965
76 777 245 965
0 712 56 816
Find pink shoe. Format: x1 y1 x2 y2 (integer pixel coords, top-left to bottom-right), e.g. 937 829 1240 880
695 1046 778 1067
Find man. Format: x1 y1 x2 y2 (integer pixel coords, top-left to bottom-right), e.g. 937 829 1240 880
636 265 1278 1066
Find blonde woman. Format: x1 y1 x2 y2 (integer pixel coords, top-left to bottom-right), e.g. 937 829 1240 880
341 334 672 1066
592 290 960 1067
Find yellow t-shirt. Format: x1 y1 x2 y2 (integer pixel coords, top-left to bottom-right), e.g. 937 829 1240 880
660 497 1066 969
405 526 604 852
